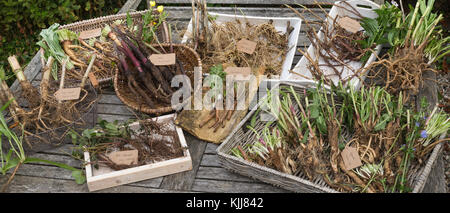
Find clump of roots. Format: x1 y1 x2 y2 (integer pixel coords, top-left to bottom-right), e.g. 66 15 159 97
366 46 437 98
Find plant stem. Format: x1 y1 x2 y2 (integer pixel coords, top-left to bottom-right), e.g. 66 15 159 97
1 162 21 192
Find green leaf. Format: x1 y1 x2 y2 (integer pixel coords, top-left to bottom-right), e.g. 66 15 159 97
127 12 133 29
72 170 86 184
301 129 309 144
310 105 320 119
2 157 19 174
85 1 91 11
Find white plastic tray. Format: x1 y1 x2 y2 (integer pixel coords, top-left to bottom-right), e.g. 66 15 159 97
288 0 382 89
182 12 302 79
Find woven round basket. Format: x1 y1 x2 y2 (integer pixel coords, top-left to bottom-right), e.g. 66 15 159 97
58 9 158 88
114 43 202 115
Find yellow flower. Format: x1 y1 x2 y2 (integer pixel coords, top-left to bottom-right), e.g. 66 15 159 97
149 1 156 7
157 5 164 13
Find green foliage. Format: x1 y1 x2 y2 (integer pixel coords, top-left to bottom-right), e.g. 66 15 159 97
358 2 404 62
69 119 133 164
0 0 127 85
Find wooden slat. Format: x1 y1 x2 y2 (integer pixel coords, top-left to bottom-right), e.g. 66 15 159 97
0 175 177 193
2 162 164 189
200 154 221 167
196 166 256 183
191 179 288 193
97 114 135 123
118 0 143 14
157 0 336 5
9 51 43 91
159 133 207 190
97 104 135 116
204 143 219 154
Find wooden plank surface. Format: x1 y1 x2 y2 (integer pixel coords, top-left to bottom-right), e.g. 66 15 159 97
0 175 177 193
191 179 288 193
159 133 208 190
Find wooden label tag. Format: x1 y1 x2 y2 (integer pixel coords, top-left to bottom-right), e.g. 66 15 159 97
337 17 361 33
108 150 138 166
7 56 21 71
54 87 81 101
149 53 176 66
224 67 251 76
236 39 257 54
341 146 362 170
88 73 99 88
79 28 102 40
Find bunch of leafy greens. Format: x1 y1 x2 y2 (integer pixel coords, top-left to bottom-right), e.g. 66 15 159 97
360 0 449 63
37 23 75 80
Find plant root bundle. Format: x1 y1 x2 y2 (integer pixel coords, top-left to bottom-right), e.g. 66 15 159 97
110 24 188 110
95 119 184 171
287 3 371 86
365 46 437 98
1 57 97 148
61 35 117 83
232 84 446 193
189 2 289 77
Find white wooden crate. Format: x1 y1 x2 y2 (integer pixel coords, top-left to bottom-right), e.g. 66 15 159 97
83 114 192 192
288 0 382 89
182 12 302 79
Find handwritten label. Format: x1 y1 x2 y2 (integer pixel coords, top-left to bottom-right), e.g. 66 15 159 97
7 56 21 71
224 67 251 76
149 53 176 66
88 73 99 88
54 87 81 101
341 146 362 170
108 150 138 165
337 17 361 33
236 39 257 54
79 28 102 40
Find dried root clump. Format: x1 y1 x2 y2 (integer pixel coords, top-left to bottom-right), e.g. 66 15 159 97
92 119 185 171
1 57 97 149
366 46 437 97
189 1 289 77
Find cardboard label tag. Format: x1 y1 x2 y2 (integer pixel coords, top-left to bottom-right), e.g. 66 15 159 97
236 39 257 54
108 150 138 166
149 53 176 66
88 73 99 88
341 146 362 170
7 56 21 71
337 17 361 33
54 87 81 101
79 28 102 40
224 67 251 76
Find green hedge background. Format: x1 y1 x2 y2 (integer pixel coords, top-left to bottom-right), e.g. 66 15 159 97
0 0 129 84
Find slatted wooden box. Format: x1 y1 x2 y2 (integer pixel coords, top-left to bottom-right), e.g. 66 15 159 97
83 114 192 192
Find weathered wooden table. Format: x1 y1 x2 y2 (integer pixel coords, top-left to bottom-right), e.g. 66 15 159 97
0 0 446 193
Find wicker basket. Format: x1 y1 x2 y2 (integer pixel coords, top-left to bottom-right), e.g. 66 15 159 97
58 9 158 88
217 81 445 193
114 43 201 115
2 81 98 154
